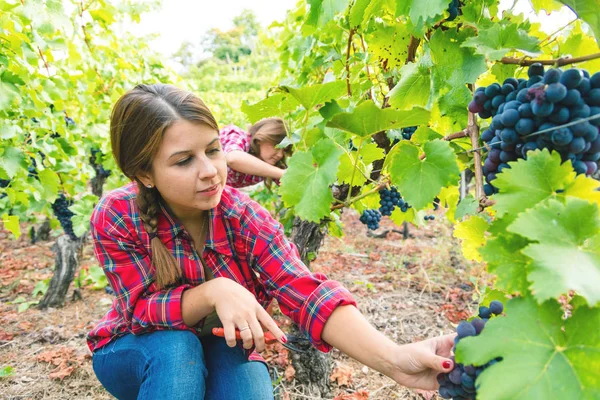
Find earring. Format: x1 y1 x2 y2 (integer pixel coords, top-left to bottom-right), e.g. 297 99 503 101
146 184 153 189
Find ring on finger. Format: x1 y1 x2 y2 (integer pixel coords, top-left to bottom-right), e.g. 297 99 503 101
239 326 250 332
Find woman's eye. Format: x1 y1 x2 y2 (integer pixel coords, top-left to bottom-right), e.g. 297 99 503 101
176 158 191 166
208 148 221 155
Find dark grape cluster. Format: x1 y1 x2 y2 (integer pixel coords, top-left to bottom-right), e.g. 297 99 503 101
359 209 382 230
51 193 78 240
0 179 9 188
437 300 505 399
446 0 461 21
469 64 600 194
424 215 436 221
90 148 112 179
401 126 417 140
64 116 75 127
379 187 402 216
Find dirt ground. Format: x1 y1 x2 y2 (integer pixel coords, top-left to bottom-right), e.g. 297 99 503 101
0 209 481 400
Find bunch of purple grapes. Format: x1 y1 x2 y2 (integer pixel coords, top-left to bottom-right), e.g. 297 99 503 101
468 64 600 195
359 209 382 230
437 300 505 399
379 187 402 216
90 148 112 179
446 0 460 21
51 193 78 240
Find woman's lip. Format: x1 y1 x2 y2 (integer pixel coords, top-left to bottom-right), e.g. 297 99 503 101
198 184 219 192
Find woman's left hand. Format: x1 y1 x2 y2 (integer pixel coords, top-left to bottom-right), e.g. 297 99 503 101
389 334 456 390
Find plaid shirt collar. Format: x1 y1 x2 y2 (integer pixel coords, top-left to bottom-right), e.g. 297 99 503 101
154 192 233 257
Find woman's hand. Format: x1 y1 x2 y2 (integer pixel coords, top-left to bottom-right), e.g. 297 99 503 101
389 334 456 390
205 277 286 352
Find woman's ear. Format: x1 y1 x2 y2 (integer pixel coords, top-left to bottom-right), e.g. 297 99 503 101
136 172 153 189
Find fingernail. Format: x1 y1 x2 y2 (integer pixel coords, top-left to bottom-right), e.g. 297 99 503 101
443 361 452 369
281 335 288 343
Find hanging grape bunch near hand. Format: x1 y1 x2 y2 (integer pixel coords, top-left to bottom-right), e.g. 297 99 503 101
437 300 505 399
359 186 414 231
470 64 600 195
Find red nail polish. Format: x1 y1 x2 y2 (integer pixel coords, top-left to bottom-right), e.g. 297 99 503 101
281 336 288 343
443 361 452 369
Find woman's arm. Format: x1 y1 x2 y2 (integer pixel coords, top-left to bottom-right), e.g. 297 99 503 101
321 305 455 390
226 150 285 180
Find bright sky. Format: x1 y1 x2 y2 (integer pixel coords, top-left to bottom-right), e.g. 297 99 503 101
129 0 576 59
130 0 298 57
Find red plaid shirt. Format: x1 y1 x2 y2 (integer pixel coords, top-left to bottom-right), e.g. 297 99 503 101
219 124 265 188
87 182 356 363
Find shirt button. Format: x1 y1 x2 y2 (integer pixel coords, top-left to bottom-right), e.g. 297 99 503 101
189 255 195 260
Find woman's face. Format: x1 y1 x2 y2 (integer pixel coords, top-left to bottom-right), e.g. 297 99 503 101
140 120 227 222
258 141 284 165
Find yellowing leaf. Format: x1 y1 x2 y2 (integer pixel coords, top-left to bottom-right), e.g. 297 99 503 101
454 216 489 262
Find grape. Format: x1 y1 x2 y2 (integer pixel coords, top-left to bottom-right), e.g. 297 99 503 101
545 83 567 103
591 72 600 88
528 63 544 77
543 68 561 84
51 193 78 240
588 89 600 106
489 300 504 315
500 109 520 127
359 209 382 230
560 68 583 89
437 301 505 400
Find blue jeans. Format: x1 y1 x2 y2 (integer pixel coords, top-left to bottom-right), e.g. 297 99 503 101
92 330 274 400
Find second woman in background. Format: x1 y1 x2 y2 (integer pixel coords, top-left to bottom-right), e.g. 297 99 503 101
219 118 291 188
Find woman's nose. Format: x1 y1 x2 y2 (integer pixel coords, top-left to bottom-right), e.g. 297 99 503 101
198 157 217 179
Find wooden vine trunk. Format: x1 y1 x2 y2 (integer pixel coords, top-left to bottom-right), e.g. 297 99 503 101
38 235 84 309
288 217 333 398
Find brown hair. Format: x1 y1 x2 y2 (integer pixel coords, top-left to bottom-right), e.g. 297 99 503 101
109 83 219 289
248 118 291 187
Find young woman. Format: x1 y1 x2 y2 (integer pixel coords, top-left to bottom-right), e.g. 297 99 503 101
87 84 455 400
219 118 290 188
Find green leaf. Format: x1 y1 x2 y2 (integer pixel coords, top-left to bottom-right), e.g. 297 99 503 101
387 62 431 110
241 93 300 124
395 0 448 26
364 23 412 69
284 81 347 111
327 101 430 137
0 147 25 178
430 28 488 87
280 138 343 222
558 0 600 45
480 233 532 295
453 215 489 261
508 198 600 305
454 195 479 220
389 140 460 209
492 149 575 217
457 297 600 400
305 0 350 27
337 142 384 186
461 23 541 60
38 169 59 203
2 213 20 239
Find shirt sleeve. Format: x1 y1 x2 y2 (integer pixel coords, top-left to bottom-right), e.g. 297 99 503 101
90 197 194 335
239 201 357 353
219 124 251 154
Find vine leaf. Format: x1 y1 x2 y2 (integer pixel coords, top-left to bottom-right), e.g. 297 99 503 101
558 0 600 45
241 93 300 124
326 101 430 137
457 297 600 400
492 149 574 218
479 233 531 295
508 198 600 306
389 140 460 210
387 62 431 110
280 138 343 222
337 142 384 186
305 0 350 28
453 215 489 262
283 81 347 112
461 23 541 60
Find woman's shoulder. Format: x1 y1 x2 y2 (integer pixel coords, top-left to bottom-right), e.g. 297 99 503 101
218 186 277 234
91 182 138 223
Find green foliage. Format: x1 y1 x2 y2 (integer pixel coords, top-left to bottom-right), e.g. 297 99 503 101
240 1 600 397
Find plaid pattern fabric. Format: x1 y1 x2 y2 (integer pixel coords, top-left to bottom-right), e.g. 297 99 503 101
87 182 356 363
219 124 265 188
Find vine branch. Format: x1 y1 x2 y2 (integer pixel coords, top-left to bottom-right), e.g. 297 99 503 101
332 180 388 210
37 47 51 77
345 28 355 97
500 52 600 67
